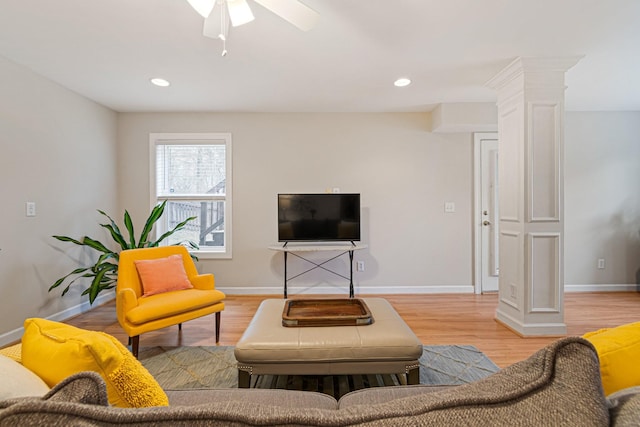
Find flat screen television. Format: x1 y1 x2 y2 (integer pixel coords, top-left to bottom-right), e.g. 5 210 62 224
278 193 361 243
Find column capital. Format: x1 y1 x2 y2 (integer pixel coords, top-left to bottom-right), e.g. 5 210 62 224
486 56 583 92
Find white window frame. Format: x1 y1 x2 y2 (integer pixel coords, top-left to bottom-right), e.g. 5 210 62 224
149 132 232 259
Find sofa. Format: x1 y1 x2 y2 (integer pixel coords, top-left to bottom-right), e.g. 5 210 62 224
1 336 640 426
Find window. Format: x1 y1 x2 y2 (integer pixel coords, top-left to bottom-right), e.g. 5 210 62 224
150 133 232 258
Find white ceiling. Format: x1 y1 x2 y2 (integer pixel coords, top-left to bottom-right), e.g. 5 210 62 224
1 0 638 113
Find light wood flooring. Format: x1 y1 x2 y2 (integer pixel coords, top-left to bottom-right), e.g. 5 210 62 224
60 291 640 368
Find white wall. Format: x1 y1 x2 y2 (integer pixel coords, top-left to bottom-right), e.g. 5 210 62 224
1 56 637 345
565 112 640 289
0 56 118 345
117 113 474 295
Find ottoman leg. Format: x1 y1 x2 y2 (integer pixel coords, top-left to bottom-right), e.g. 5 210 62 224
238 369 251 388
407 366 420 385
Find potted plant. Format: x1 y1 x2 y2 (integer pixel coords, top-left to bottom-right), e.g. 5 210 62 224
50 201 196 304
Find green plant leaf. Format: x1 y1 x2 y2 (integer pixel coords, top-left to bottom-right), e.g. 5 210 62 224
138 201 166 247
124 210 136 248
97 210 128 248
82 280 115 297
88 264 117 304
173 240 200 261
61 272 97 296
181 240 199 250
81 236 113 254
100 223 128 251
48 267 89 291
152 216 197 246
96 252 116 264
52 235 85 246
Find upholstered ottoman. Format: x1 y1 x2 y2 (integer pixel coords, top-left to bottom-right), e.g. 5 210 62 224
234 298 423 387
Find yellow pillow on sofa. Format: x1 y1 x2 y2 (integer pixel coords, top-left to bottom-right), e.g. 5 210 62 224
21 318 168 408
583 322 640 395
0 343 22 362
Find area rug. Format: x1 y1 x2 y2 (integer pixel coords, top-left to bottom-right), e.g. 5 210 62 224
139 345 499 398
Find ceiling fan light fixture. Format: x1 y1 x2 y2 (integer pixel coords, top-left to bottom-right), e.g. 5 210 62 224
226 0 255 27
253 0 318 31
150 78 170 87
394 78 412 87
195 0 318 56
187 0 216 18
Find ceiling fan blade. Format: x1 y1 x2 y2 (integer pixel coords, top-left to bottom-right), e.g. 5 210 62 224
227 0 255 27
253 0 318 31
203 4 230 40
187 0 216 18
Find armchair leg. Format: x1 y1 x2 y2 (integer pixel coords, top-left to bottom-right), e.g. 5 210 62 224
215 312 221 343
131 336 140 359
178 323 182 331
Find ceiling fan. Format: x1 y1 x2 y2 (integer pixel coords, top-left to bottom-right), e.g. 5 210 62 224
187 0 319 56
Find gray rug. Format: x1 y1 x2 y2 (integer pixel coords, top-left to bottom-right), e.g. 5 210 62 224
139 345 499 397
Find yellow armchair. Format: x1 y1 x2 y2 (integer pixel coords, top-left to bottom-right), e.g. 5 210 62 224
116 246 225 358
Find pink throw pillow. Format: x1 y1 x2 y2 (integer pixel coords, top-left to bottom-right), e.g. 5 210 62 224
134 254 193 297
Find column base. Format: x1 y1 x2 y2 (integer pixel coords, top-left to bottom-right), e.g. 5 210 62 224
496 309 567 337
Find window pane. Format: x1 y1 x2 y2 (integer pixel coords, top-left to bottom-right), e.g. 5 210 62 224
163 201 225 248
156 145 226 196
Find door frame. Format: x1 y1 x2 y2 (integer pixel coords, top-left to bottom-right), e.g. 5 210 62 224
473 132 498 294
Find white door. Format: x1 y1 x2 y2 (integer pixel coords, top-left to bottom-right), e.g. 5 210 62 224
474 134 499 293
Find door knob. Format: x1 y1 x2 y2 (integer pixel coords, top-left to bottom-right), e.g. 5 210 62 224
483 220 491 226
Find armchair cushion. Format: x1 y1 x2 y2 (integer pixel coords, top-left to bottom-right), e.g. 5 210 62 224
134 254 193 297
125 288 226 325
21 318 168 408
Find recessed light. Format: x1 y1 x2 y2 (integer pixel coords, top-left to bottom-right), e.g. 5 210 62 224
150 78 170 87
394 78 411 87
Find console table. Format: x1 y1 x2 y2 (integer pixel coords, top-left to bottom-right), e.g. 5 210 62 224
268 244 368 298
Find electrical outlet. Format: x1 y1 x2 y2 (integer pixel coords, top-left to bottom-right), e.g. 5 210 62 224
444 202 455 213
509 284 517 299
356 261 365 272
597 258 605 269
25 202 36 217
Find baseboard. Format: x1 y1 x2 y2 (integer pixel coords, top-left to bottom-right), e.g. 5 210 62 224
565 283 639 292
0 291 115 348
220 283 639 296
217 284 476 296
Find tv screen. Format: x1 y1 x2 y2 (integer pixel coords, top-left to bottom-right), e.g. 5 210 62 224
278 193 361 242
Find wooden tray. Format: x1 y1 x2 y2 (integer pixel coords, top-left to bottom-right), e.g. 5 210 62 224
282 298 373 327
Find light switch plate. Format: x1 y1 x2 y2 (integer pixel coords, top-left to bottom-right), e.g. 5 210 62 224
25 202 36 217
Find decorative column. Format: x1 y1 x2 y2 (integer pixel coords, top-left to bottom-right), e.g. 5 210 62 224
486 57 581 336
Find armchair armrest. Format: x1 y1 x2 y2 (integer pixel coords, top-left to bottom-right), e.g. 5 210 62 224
191 273 215 290
116 288 139 325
